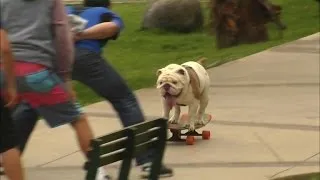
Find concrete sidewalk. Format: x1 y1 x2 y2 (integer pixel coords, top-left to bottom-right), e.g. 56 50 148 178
7 33 320 180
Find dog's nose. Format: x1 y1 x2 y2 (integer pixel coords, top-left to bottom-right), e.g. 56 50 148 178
163 83 170 91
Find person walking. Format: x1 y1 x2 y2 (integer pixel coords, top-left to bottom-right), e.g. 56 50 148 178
0 21 24 180
11 0 173 179
0 0 106 179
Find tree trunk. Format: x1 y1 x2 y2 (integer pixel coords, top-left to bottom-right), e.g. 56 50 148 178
210 0 286 49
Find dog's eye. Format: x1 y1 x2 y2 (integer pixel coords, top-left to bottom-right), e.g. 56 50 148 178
172 81 177 84
160 81 163 84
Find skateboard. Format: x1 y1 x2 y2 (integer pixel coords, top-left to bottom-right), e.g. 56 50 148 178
167 113 212 145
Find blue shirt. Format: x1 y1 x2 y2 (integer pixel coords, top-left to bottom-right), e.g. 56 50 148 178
66 6 124 54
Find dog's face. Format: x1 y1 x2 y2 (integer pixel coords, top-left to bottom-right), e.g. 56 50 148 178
156 64 190 107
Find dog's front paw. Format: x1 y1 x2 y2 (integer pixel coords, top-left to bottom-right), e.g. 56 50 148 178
168 116 179 124
188 122 195 131
197 115 206 125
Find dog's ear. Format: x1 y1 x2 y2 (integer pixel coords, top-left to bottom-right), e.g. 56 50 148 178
156 69 162 76
176 69 185 75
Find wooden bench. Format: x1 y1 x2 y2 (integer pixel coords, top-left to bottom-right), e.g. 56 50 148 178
85 118 168 180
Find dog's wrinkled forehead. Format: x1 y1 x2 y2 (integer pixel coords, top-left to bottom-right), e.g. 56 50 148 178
158 76 177 83
165 64 181 71
157 64 187 77
156 64 191 88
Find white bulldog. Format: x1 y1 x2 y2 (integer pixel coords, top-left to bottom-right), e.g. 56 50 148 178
156 58 210 131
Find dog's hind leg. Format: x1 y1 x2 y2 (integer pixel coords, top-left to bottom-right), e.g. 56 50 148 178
188 102 199 131
198 89 209 125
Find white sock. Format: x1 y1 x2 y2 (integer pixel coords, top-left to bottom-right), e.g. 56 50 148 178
95 167 109 180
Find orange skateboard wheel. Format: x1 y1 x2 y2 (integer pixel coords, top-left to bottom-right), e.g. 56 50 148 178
186 136 195 145
202 130 211 140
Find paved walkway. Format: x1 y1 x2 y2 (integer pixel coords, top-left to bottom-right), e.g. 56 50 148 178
5 33 320 180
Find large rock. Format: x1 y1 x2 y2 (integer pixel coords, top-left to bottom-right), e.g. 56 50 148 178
141 0 204 33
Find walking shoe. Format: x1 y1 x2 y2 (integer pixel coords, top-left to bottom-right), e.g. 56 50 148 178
96 167 112 180
141 163 173 178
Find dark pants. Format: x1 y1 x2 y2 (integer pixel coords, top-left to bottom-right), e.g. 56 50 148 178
12 47 152 165
0 98 18 153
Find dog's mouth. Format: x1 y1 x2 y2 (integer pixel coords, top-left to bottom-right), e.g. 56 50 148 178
163 92 181 109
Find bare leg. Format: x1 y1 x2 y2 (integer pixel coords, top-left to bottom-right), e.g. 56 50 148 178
70 115 111 179
2 148 24 180
70 114 94 155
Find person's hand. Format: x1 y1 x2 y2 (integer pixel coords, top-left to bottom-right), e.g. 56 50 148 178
59 73 76 101
5 85 18 108
65 80 77 102
73 32 83 42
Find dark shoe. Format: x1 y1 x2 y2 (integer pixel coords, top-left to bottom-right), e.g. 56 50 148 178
141 163 173 178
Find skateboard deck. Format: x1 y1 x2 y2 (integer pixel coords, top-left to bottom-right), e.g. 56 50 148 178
168 113 212 130
167 113 213 145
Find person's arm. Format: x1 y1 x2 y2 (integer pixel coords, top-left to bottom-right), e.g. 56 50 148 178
52 0 74 80
75 12 124 40
0 28 18 107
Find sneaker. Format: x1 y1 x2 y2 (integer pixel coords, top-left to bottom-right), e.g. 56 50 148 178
141 163 173 178
96 167 112 180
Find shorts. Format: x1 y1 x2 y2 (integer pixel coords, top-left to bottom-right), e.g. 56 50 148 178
0 62 83 128
0 98 18 153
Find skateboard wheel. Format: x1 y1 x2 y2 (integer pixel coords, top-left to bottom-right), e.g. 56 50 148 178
186 136 195 145
202 130 211 140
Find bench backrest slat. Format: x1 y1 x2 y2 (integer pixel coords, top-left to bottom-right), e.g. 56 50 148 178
132 120 164 134
131 119 167 180
85 118 167 180
99 150 127 166
99 138 128 155
134 138 158 156
97 130 131 145
134 127 161 145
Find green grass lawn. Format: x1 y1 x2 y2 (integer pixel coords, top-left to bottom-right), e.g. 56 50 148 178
73 0 320 105
273 172 320 180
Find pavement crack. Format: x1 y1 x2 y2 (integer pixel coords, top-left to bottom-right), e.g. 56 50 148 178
253 132 283 162
210 120 320 131
32 160 320 170
85 112 320 131
210 82 319 88
268 152 320 179
36 150 80 168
